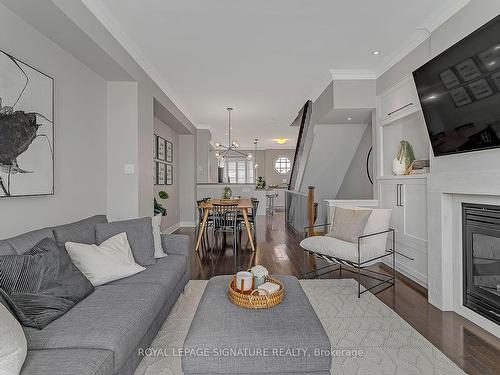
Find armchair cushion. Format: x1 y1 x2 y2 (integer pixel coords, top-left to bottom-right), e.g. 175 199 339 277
300 236 383 264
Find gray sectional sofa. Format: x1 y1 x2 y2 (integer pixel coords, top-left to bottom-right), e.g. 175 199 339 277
0 215 191 375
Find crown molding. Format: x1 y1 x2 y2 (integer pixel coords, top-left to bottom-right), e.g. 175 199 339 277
330 69 376 80
420 0 471 32
81 0 199 127
373 0 471 78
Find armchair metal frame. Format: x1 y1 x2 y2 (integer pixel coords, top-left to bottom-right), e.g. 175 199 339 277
302 223 399 298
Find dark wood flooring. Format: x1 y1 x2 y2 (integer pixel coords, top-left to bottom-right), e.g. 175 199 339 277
175 212 500 375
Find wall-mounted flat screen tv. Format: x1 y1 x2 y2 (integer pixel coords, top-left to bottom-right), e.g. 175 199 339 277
413 14 500 157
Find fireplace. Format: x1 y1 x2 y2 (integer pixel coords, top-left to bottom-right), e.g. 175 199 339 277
463 203 500 325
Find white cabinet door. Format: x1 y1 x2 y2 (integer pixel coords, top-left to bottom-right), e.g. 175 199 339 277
402 179 427 244
379 181 403 234
378 75 420 125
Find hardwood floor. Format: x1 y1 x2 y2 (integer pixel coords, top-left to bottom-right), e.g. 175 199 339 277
175 211 500 375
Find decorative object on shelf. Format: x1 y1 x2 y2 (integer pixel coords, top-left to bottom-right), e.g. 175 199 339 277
408 159 430 175
166 163 173 185
256 176 266 189
228 275 284 309
392 140 415 176
157 137 166 161
166 140 173 163
154 191 169 216
235 271 253 292
0 49 54 197
214 108 253 162
249 265 268 288
222 186 232 199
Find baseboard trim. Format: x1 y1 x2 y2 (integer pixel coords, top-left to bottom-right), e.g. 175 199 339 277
382 259 428 288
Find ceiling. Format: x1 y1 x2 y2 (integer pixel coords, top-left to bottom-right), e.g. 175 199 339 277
85 0 469 149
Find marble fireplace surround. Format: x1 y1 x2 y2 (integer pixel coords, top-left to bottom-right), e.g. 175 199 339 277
428 169 500 338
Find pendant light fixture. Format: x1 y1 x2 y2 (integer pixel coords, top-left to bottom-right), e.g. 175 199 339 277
215 108 252 162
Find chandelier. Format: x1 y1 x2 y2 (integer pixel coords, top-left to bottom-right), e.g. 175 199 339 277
215 108 252 163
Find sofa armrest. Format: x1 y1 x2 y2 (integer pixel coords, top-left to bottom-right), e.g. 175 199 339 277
161 234 191 257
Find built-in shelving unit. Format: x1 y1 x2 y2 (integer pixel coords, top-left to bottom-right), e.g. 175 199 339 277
375 74 430 288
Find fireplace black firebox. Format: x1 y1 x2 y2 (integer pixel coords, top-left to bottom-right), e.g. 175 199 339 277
463 203 500 325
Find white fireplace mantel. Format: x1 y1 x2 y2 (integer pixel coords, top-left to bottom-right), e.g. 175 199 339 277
427 169 500 337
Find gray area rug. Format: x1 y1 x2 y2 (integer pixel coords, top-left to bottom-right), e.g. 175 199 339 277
134 279 464 374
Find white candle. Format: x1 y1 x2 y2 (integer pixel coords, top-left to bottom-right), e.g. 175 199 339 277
236 271 253 291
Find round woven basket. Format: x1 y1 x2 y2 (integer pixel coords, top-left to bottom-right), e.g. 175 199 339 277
228 276 284 309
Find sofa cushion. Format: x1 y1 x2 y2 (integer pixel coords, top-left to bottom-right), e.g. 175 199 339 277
0 238 94 329
22 349 113 375
96 218 156 266
52 215 108 249
24 283 165 373
108 255 187 300
0 241 16 256
1 228 54 255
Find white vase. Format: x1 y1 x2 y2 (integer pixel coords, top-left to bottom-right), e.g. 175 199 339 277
392 158 406 176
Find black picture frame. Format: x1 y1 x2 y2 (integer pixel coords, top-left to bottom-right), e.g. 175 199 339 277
153 134 158 159
157 137 166 161
166 140 173 163
166 164 173 185
157 162 166 185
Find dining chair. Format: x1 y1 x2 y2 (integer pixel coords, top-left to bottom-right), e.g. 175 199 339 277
236 198 259 248
212 203 239 253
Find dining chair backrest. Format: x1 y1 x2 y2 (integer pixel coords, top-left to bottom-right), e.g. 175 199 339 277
250 199 259 218
212 203 238 231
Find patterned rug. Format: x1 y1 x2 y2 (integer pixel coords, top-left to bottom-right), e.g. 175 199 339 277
134 279 464 374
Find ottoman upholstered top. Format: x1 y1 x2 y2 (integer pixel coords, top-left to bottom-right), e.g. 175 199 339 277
182 275 331 375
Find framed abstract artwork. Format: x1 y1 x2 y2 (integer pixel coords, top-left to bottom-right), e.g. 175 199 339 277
0 50 54 197
166 163 173 185
166 140 173 163
153 162 157 185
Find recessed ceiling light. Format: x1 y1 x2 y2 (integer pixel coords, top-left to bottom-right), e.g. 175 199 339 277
372 51 382 55
347 117 352 121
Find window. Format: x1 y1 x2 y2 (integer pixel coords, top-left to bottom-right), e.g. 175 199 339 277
274 156 291 174
224 158 254 183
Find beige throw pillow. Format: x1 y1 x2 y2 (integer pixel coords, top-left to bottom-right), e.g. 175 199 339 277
327 207 371 243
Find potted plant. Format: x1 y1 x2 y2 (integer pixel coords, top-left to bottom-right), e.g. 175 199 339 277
222 186 232 200
154 190 169 216
256 176 266 189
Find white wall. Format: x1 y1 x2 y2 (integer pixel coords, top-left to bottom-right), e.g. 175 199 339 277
0 2 107 238
301 124 367 222
179 135 196 225
376 0 500 174
336 124 374 200
107 82 139 221
264 149 295 187
154 117 180 231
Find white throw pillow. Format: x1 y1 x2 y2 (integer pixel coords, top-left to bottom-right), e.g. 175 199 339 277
0 303 27 375
329 207 392 251
65 232 145 286
152 214 167 258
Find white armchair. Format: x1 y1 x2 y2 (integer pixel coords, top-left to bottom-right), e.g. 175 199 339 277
300 206 397 297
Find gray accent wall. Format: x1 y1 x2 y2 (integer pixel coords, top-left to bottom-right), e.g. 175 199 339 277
154 117 180 231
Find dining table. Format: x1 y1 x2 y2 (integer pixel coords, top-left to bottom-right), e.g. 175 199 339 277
195 198 255 252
